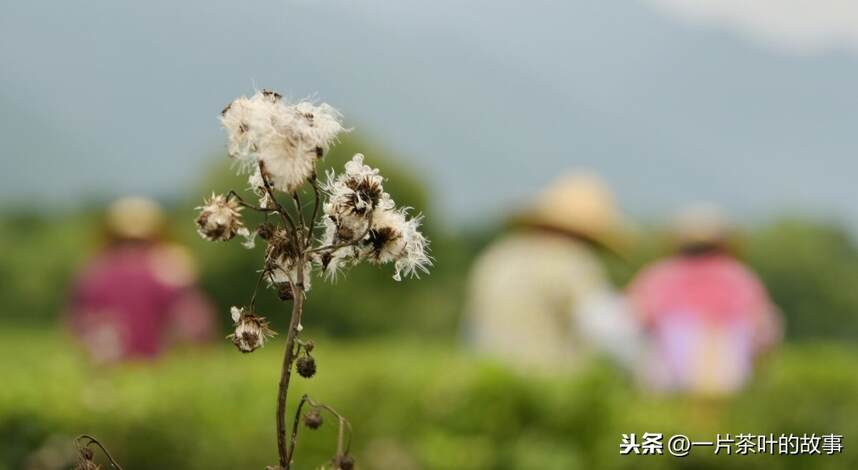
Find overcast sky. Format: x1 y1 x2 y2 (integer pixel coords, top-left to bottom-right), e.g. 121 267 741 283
2 0 858 228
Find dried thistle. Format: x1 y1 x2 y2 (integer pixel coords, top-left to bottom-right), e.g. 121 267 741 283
196 89 432 469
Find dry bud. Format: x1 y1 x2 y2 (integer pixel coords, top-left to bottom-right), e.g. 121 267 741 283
257 222 275 240
303 409 323 429
296 355 317 378
336 455 355 470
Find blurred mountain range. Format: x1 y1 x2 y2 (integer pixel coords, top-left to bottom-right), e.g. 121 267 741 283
2 0 857 228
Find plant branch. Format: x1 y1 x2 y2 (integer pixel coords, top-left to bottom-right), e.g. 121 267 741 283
226 190 280 213
257 162 299 237
276 255 307 469
75 434 124 470
249 263 273 310
306 178 322 248
286 394 354 466
291 191 307 235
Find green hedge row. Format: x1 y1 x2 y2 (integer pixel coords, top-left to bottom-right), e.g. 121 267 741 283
2 328 856 469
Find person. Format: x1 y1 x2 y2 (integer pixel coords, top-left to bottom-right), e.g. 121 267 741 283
463 172 641 372
67 197 217 363
627 204 782 396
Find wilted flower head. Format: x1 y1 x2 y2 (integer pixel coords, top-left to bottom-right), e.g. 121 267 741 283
317 154 396 279
196 193 248 242
323 154 393 220
362 208 432 281
74 447 99 470
228 306 276 353
220 91 345 194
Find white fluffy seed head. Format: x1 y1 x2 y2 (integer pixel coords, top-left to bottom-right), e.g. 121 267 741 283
358 208 432 280
220 91 346 194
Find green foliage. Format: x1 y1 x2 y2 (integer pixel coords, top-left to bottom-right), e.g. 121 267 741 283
0 212 99 325
744 219 858 341
1 329 856 470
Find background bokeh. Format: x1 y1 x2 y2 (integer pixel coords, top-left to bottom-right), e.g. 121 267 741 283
2 1 858 469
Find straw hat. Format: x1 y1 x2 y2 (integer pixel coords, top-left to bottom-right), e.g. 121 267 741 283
671 203 730 247
105 197 165 240
519 172 632 254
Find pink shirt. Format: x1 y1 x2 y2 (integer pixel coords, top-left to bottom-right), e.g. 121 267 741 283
69 243 215 361
627 254 780 394
629 254 773 331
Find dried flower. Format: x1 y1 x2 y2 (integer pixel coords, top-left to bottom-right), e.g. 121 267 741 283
221 91 345 194
228 306 276 353
74 448 100 470
296 355 316 378
286 101 346 157
360 208 432 281
257 222 276 240
323 154 393 220
303 409 323 429
208 89 432 469
220 90 285 169
195 193 247 242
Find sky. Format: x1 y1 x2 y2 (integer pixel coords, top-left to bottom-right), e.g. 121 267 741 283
2 0 858 228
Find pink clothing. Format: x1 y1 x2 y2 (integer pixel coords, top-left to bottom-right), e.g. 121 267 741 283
628 254 780 395
69 243 215 362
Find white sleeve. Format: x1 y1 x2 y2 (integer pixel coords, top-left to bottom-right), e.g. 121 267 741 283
574 291 644 370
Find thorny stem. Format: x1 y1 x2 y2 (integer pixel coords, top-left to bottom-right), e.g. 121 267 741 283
74 434 124 470
277 255 306 469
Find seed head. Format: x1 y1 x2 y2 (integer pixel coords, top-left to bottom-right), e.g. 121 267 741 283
227 307 276 353
195 193 246 242
296 355 317 378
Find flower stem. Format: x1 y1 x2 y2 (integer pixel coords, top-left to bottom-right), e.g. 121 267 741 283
277 259 306 469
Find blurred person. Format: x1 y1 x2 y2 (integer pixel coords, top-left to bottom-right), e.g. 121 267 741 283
66 197 217 363
628 204 782 396
464 172 641 372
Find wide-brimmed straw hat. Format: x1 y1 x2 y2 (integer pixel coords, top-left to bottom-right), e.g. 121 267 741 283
517 172 633 255
106 197 165 240
670 203 730 248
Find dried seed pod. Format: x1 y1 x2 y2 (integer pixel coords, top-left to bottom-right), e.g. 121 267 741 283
296 355 317 378
303 409 323 430
257 222 275 240
336 455 355 470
